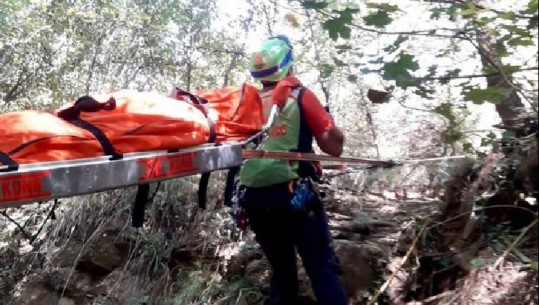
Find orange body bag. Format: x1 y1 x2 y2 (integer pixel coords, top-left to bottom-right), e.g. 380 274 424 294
0 84 265 165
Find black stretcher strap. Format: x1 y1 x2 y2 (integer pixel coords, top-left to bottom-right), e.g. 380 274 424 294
69 119 122 160
173 87 216 144
207 118 217 144
198 173 211 210
57 95 116 120
224 166 240 207
172 89 217 210
132 183 150 228
0 151 18 172
57 96 122 160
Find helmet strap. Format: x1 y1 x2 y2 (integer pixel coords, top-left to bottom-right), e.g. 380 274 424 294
250 49 293 79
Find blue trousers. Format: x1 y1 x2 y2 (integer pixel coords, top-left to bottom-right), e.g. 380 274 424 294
242 182 348 305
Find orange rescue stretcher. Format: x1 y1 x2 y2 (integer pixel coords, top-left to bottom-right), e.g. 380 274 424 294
0 84 278 209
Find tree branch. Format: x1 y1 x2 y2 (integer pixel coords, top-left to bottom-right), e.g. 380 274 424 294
350 23 464 39
0 210 32 240
396 96 437 114
303 3 468 39
422 0 538 20
418 67 539 82
357 67 537 84
305 9 331 104
262 2 274 36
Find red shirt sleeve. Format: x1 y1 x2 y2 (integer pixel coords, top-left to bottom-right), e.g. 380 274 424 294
300 89 334 136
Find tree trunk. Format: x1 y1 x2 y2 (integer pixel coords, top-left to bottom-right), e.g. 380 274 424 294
472 1 525 127
223 53 239 88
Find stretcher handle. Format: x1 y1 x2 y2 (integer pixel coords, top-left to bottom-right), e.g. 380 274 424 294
242 104 279 146
57 96 116 121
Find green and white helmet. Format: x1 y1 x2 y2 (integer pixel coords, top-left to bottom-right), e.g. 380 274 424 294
249 35 295 82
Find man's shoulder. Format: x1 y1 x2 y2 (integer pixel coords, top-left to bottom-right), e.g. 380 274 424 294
294 86 319 104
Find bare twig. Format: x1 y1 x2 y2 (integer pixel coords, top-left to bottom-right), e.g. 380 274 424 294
427 205 538 231
492 217 538 269
29 199 60 244
0 210 32 240
418 67 538 81
396 96 436 113
405 290 456 305
367 221 430 305
261 2 275 36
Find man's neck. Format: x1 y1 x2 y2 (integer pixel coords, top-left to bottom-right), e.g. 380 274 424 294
261 81 278 91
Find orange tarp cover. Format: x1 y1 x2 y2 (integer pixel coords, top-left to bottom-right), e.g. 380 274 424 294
1 84 265 165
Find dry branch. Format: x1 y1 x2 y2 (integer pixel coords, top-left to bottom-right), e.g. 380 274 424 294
367 221 430 305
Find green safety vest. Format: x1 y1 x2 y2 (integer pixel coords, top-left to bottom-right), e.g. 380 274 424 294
239 86 316 188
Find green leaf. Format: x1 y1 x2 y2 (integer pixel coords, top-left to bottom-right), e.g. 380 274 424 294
463 86 513 105
478 16 495 26
487 131 497 139
507 37 535 47
398 53 419 71
525 0 538 14
502 130 517 141
435 256 452 267
434 103 455 121
498 11 517 20
301 0 329 10
429 8 442 19
459 1 478 17
335 44 352 53
368 56 384 65
345 3 360 11
500 24 532 39
320 64 334 78
382 52 419 88
347 75 358 83
426 65 438 77
447 3 460 18
322 8 356 40
383 35 408 54
363 10 392 28
365 3 400 13
323 18 351 40
442 128 463 144
439 68 462 85
335 44 352 49
483 64 520 74
493 41 510 58
414 85 436 98
530 261 538 271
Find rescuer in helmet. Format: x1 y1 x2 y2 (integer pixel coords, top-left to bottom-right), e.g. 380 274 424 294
238 35 348 305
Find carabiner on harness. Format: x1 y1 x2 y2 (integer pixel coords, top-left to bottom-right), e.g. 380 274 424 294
290 177 318 212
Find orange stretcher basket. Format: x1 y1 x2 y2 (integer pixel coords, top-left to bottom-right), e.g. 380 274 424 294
0 84 265 165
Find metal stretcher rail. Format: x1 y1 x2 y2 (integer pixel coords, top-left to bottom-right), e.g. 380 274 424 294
0 106 279 209
0 143 243 208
